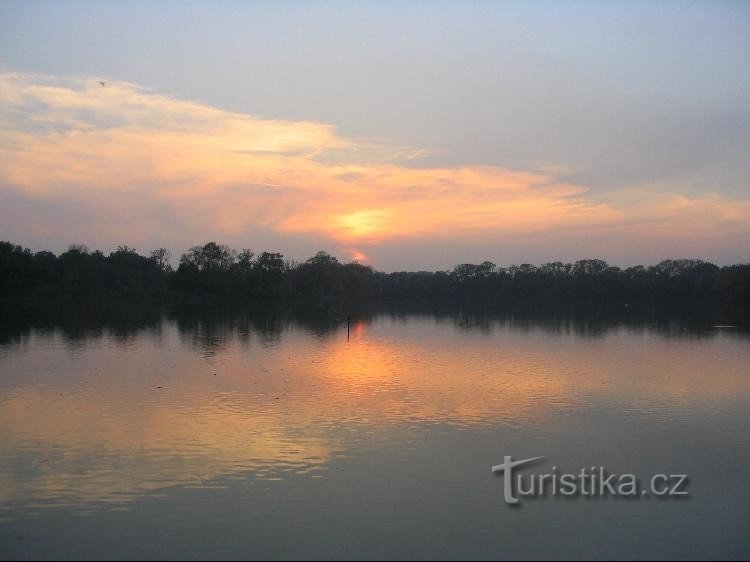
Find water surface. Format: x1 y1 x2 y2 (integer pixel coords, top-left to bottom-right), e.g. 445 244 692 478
1 301 748 560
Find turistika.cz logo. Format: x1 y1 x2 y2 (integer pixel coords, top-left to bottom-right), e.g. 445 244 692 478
491 456 689 505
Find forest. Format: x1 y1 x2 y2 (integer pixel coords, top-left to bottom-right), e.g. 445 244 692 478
1 240 749 307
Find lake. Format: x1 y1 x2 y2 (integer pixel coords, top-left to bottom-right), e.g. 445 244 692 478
1 300 748 560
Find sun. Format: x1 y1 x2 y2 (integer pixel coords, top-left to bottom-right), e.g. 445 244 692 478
350 250 370 263
335 210 391 240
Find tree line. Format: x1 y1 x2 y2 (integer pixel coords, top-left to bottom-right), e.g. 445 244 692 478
1 240 749 306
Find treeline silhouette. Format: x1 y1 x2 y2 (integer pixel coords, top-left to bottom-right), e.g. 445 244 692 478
1 241 749 306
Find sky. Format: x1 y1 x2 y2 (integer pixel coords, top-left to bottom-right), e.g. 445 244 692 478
0 0 748 271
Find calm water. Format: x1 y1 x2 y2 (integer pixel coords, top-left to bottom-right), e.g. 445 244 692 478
0 301 749 560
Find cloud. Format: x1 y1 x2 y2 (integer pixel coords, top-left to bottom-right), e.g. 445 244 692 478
1 70 749 268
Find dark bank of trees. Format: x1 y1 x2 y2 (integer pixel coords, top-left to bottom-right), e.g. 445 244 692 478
0 243 169 297
170 243 378 298
1 240 749 308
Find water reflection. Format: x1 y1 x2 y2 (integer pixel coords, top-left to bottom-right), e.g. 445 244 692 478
0 300 749 523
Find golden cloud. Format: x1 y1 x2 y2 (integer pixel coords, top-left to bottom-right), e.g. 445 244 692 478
1 71 749 263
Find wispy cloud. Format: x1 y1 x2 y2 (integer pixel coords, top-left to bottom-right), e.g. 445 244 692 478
1 71 748 267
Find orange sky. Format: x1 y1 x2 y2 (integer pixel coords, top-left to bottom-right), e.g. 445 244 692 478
1 71 749 269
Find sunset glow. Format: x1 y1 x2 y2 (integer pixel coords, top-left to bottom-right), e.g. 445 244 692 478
1 3 749 558
1 69 748 269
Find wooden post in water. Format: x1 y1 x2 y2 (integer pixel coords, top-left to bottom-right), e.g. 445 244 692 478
347 315 351 342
